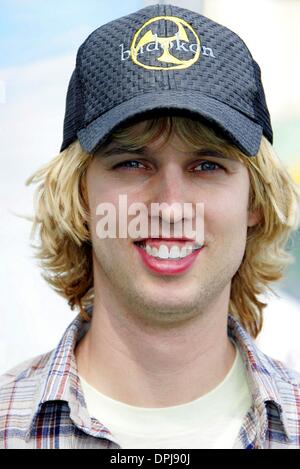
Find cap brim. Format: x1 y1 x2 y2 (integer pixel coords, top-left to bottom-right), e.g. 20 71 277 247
77 91 262 157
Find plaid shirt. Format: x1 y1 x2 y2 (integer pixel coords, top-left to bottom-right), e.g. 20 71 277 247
1 312 300 449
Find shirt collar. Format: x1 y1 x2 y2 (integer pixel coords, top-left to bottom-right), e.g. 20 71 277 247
25 310 296 443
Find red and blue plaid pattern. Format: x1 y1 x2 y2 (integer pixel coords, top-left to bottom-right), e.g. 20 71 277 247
1 313 300 449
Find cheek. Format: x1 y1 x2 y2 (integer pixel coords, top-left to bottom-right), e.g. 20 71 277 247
203 187 249 242
86 165 123 237
86 170 117 209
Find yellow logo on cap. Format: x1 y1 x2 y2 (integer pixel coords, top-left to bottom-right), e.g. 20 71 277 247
130 16 201 71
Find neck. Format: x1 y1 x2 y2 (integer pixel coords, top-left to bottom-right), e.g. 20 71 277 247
75 289 236 408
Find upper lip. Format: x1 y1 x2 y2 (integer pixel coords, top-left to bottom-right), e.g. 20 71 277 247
134 237 198 243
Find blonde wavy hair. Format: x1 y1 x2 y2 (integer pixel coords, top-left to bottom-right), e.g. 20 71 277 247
26 115 300 338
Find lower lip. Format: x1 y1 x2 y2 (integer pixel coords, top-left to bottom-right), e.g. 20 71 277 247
134 244 204 276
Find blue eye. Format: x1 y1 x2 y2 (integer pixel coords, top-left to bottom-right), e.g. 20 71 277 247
194 161 223 172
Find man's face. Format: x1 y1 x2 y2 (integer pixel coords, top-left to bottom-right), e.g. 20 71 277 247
86 119 260 326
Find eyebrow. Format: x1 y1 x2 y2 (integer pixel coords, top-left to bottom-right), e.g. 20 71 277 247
99 145 236 161
100 146 146 158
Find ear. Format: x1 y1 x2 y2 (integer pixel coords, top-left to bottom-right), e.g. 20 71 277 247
247 208 263 227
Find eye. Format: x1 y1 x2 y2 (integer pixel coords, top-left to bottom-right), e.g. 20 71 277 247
114 160 146 170
193 160 224 172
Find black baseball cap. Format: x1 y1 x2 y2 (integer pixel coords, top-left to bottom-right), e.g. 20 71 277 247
60 4 273 157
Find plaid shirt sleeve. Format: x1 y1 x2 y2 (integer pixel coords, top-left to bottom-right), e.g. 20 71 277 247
1 313 300 449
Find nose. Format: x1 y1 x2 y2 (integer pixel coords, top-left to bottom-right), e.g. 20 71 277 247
150 163 195 225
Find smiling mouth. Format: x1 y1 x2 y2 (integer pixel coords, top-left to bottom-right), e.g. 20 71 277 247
134 239 204 260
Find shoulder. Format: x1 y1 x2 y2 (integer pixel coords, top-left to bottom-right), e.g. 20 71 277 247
256 347 300 389
0 351 53 389
230 315 300 443
230 314 300 387
244 336 300 401
251 350 300 446
269 357 300 446
266 354 300 409
0 351 54 445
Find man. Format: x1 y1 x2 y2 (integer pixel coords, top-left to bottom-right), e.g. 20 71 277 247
1 4 300 449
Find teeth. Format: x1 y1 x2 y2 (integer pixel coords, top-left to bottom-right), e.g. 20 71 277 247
139 242 203 259
180 246 187 258
185 245 193 256
158 245 169 259
151 247 159 257
170 246 180 259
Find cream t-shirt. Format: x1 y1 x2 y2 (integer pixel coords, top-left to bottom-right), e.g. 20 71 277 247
78 345 252 449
